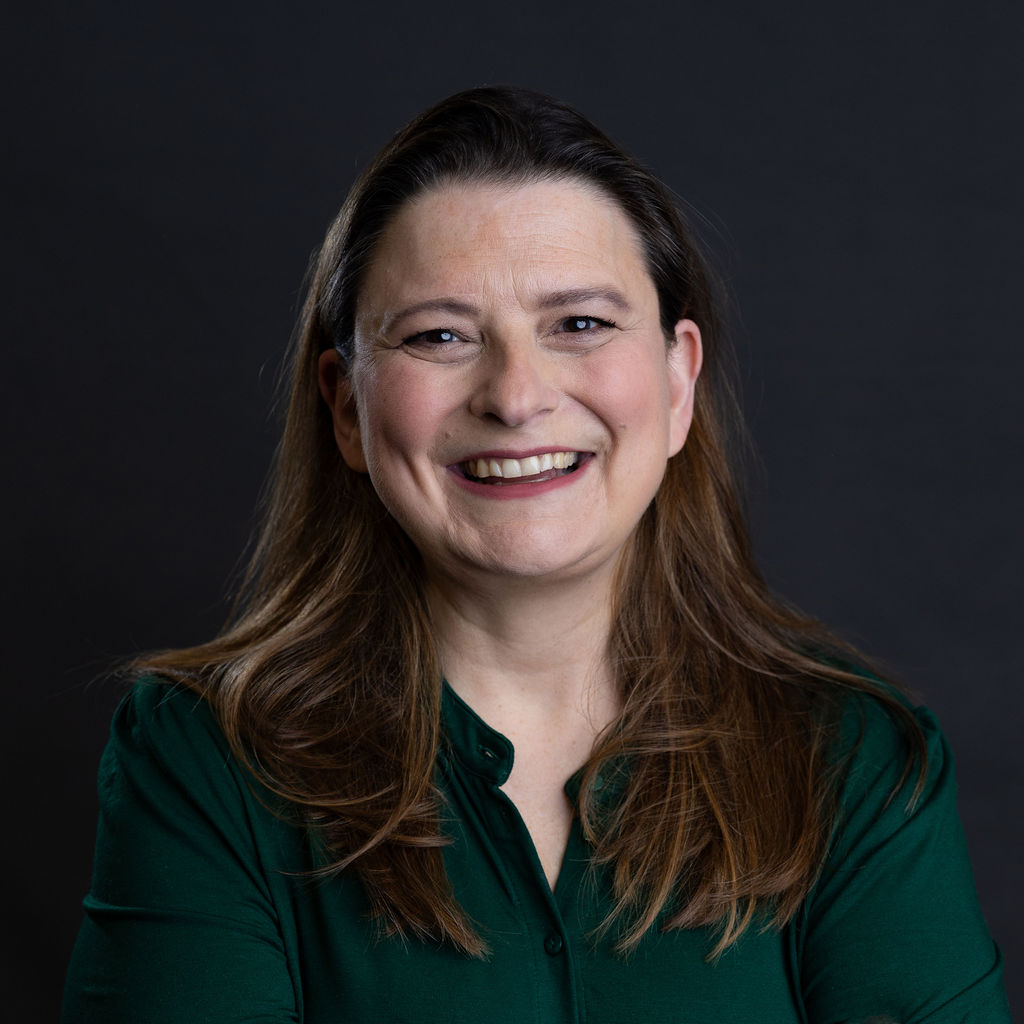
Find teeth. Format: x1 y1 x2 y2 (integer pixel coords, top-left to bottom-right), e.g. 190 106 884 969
465 451 579 480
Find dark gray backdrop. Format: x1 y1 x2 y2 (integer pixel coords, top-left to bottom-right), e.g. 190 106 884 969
5 2 1021 1019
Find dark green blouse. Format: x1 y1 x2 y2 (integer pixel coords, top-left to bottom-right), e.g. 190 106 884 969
63 678 1009 1022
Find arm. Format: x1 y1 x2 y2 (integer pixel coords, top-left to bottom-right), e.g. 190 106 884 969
63 680 302 1023
799 699 1010 1023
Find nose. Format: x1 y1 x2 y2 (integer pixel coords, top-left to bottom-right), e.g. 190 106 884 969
467 337 560 426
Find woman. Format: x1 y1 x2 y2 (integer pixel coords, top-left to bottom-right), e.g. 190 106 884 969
63 87 1009 1022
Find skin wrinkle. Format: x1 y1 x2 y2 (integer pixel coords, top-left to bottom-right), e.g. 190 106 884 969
362 188 647 351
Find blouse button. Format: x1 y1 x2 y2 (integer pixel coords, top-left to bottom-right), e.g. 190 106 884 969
478 745 497 762
544 932 564 956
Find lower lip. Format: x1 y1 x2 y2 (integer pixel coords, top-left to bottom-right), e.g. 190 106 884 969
448 455 591 500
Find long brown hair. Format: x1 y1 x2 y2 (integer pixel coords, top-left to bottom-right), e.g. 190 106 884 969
138 86 925 957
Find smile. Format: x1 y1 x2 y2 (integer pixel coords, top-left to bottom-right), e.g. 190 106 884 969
461 451 582 484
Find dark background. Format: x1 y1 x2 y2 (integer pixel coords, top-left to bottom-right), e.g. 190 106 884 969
5 2 1021 1018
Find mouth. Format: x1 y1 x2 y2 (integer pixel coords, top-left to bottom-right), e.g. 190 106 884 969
458 450 585 485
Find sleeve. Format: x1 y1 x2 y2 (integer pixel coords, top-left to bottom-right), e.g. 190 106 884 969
62 680 302 1023
798 699 1010 1024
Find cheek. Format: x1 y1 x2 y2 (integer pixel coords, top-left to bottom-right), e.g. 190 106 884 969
577 348 672 429
357 364 449 465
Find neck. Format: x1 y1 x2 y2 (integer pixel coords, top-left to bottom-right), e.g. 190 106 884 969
426 568 620 736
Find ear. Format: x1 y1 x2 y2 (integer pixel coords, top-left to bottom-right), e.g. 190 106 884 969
317 349 368 473
666 319 703 457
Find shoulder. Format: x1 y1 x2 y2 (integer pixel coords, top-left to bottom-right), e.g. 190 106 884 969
94 675 309 901
68 680 309 1020
811 677 974 912
799 684 1010 1019
826 681 945 827
102 675 234 792
99 674 294 845
115 674 223 740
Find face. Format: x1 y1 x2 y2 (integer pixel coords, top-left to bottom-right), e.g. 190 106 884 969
319 179 702 591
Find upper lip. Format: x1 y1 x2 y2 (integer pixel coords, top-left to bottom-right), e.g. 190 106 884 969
452 446 587 463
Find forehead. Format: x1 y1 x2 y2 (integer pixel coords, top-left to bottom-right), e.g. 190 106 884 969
357 179 656 317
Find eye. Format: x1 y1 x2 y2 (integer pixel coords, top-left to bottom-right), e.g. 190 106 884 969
558 316 616 334
398 327 475 363
403 328 463 347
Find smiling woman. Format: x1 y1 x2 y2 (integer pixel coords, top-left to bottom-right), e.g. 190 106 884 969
63 87 1009 1023
320 180 699 588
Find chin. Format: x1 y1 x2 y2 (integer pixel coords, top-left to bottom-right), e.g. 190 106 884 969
416 520 624 586
459 542 612 584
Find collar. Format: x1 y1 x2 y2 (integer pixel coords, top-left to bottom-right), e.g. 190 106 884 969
440 680 629 808
440 680 514 787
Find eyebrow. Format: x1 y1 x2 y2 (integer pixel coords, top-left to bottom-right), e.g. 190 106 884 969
534 286 633 313
381 299 479 335
382 287 634 335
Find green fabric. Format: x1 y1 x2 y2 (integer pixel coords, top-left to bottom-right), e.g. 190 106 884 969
63 678 1010 1023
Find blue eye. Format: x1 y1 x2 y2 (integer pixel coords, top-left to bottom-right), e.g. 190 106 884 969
404 328 461 346
560 316 615 334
